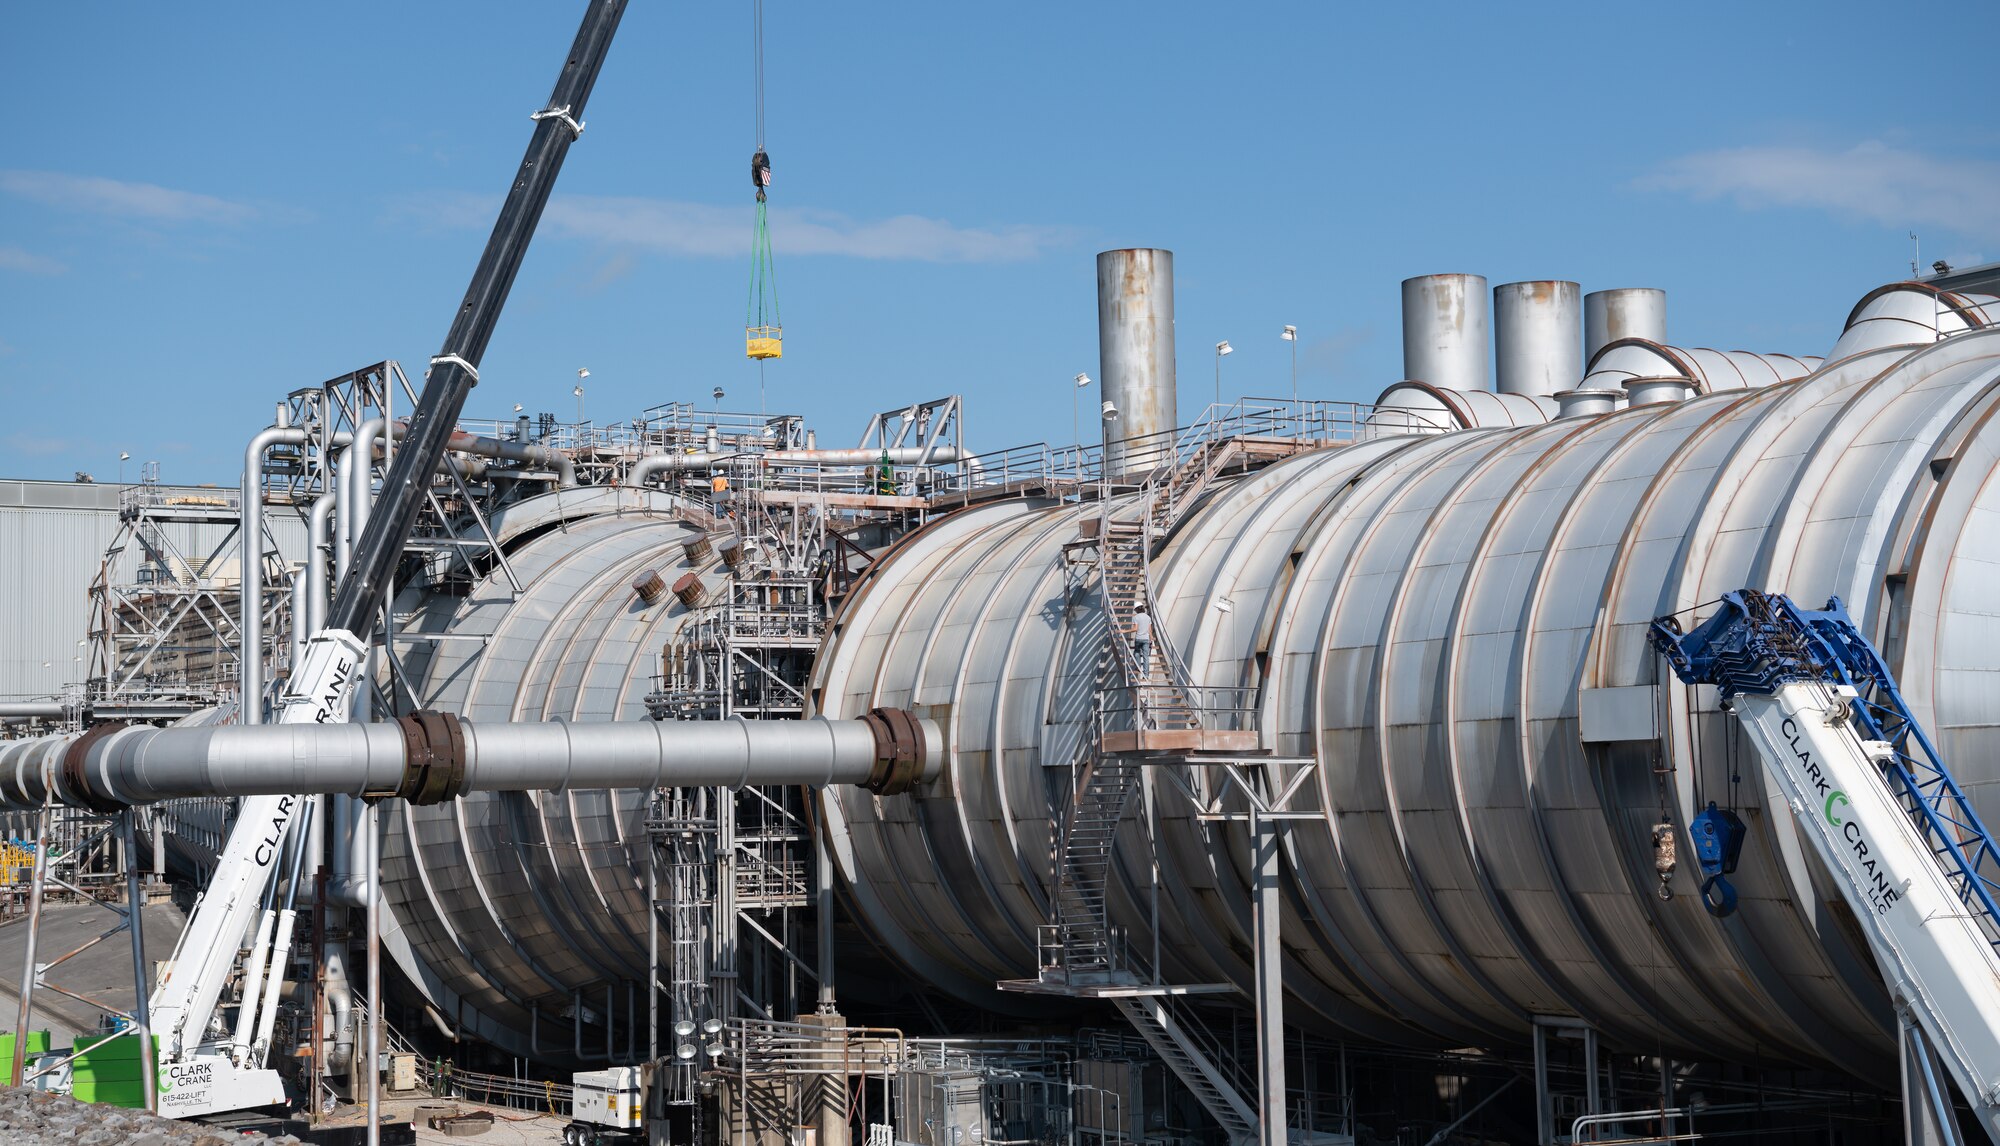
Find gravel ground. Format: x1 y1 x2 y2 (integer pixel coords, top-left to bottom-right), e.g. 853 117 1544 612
0 1086 301 1146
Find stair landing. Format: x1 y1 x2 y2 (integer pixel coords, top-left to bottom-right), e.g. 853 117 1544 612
1100 729 1260 754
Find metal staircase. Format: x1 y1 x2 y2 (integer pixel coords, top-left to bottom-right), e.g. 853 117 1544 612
1113 995 1257 1144
1048 748 1142 981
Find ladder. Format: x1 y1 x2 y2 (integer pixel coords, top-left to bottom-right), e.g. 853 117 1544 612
1112 995 1257 1144
1652 590 2000 1144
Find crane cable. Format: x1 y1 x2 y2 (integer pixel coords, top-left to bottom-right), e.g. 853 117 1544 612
745 0 781 364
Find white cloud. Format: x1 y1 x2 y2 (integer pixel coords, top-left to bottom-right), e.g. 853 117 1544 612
550 196 1073 263
0 169 255 224
0 246 67 275
393 191 1074 263
1637 141 2000 239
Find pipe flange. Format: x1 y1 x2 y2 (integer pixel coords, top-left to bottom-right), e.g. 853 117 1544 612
61 721 132 812
395 711 468 805
860 707 926 796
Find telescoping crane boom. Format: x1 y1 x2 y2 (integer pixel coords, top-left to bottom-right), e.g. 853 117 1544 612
1652 590 2000 1145
134 0 628 1118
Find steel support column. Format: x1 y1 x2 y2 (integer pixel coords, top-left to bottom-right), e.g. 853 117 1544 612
121 811 157 1112
1252 811 1285 1146
10 805 50 1087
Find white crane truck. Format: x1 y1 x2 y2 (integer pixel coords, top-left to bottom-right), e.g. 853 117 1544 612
1652 589 2000 1145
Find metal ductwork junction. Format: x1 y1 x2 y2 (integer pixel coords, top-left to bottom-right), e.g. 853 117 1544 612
18 262 2000 1143
810 323 2000 1077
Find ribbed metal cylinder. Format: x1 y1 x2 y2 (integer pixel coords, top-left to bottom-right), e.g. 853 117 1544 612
1401 274 1490 391
1584 288 1667 362
1097 249 1177 473
1494 280 1582 397
812 329 2000 1077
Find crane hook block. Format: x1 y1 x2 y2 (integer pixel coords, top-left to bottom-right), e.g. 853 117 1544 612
1690 801 1747 917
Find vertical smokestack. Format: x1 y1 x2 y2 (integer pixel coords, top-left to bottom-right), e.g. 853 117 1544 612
1584 288 1667 362
1401 274 1490 391
1494 280 1582 397
1097 249 1177 473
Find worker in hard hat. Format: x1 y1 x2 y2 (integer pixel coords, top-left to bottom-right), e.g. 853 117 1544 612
712 470 733 518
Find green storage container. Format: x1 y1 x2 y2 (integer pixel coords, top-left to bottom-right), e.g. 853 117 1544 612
0 1029 51 1081
70 1032 159 1109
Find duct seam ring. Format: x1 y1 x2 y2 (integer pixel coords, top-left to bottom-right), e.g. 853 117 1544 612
61 721 130 813
427 354 480 384
395 710 467 805
861 707 925 796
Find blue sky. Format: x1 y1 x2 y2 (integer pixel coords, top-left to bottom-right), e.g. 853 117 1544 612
3 1 1998 483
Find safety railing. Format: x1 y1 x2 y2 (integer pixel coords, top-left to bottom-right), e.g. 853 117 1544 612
1097 684 1258 733
1035 922 1138 982
429 1061 573 1116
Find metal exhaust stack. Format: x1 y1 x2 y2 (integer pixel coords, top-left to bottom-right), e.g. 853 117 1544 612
1552 388 1620 418
1494 280 1581 398
1401 274 1490 391
1097 248 1177 474
1623 375 1696 406
1584 287 1667 362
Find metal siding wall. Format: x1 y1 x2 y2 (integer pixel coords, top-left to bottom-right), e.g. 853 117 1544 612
0 480 306 702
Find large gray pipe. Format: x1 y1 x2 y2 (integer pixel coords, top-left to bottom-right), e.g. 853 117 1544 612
0 703 65 720
1401 274 1490 390
1584 288 1667 362
626 446 965 487
444 427 577 486
1097 248 1177 474
0 712 937 811
1493 280 1581 398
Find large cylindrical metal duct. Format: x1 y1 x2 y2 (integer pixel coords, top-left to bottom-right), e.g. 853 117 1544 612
1097 249 1177 473
1584 288 1667 362
812 326 2000 1079
1401 274 1489 391
1494 280 1582 397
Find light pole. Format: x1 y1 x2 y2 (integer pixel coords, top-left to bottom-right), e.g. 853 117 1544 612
574 367 589 423
1100 399 1120 498
1281 325 1298 406
1213 341 1233 437
1072 373 1092 476
118 452 130 485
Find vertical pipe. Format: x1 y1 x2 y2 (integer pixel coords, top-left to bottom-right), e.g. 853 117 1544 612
365 798 381 1146
1493 280 1582 398
288 575 308 680
121 812 157 1113
1584 1026 1601 1120
1401 274 1490 391
150 808 164 885
649 842 660 1062
1533 1024 1551 1146
816 821 836 1011
242 426 307 725
1096 249 1176 474
1583 288 1668 363
11 805 49 1087
1252 813 1285 1146
307 493 334 636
